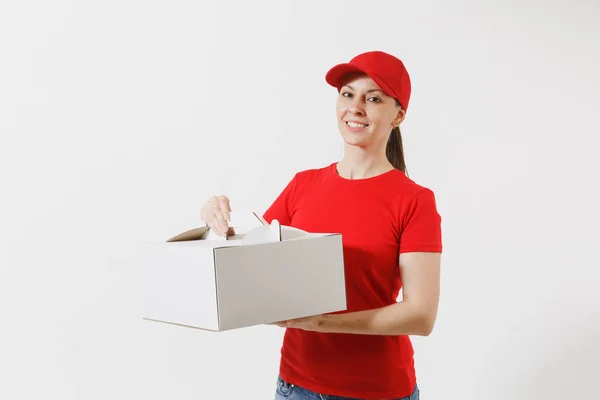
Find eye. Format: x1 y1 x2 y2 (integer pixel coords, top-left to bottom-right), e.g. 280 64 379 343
368 96 382 103
341 91 352 98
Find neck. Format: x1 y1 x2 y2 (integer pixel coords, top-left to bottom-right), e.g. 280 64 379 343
336 146 394 179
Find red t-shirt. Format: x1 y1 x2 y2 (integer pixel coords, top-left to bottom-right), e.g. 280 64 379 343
263 162 443 399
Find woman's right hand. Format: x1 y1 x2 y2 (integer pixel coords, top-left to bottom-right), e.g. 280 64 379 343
200 195 232 237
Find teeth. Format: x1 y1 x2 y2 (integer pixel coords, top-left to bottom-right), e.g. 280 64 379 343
347 121 367 128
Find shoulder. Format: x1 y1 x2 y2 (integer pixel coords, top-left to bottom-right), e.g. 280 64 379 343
387 170 438 202
290 163 335 186
388 173 441 224
295 163 334 178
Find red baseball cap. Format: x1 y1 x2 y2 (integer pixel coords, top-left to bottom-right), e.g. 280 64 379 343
325 51 412 111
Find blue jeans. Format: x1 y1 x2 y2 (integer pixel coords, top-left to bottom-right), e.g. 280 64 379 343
275 375 420 400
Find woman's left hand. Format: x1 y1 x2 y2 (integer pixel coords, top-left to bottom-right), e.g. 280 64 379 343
268 315 325 332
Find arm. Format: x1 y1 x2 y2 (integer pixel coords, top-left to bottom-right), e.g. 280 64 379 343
281 252 441 336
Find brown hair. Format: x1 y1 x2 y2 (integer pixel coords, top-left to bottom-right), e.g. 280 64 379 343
386 99 408 175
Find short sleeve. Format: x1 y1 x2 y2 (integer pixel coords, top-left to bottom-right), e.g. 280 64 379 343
262 173 298 226
399 189 443 254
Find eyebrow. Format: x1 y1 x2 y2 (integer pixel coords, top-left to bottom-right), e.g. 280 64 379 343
342 85 385 94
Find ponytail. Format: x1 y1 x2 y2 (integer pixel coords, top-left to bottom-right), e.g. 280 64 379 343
386 126 407 175
386 99 408 175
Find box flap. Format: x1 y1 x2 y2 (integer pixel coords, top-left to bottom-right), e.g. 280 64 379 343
167 227 210 242
164 212 322 246
166 212 265 242
242 219 282 245
242 221 314 245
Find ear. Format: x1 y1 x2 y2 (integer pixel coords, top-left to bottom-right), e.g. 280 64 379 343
392 108 406 128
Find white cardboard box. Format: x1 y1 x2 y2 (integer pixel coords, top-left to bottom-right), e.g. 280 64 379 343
142 212 347 331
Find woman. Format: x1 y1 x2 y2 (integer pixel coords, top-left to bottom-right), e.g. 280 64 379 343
200 51 442 400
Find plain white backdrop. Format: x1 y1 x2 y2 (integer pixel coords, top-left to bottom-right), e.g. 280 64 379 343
1 0 599 399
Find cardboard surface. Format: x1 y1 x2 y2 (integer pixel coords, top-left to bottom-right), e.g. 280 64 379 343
142 212 347 331
143 243 220 330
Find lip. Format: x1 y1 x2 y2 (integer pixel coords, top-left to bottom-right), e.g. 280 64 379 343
344 120 369 132
344 119 369 125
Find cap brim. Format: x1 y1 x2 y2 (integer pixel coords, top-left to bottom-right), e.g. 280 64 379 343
325 63 396 99
325 63 365 89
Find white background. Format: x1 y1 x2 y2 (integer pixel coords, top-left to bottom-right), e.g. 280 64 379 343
1 0 599 399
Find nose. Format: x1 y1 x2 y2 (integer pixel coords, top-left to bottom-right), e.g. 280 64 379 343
348 98 365 116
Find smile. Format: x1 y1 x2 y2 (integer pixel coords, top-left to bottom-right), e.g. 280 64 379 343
346 121 369 129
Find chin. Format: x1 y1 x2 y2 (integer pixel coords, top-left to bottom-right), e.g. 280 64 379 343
340 136 368 148
340 129 368 144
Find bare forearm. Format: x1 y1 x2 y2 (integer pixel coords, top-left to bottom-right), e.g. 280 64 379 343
317 301 434 336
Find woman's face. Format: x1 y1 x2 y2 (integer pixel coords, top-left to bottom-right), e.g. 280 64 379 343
336 73 405 150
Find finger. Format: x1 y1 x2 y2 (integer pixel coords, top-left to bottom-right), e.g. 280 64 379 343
205 215 219 233
218 196 231 222
200 196 219 222
214 212 229 236
206 209 224 232
208 212 225 236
